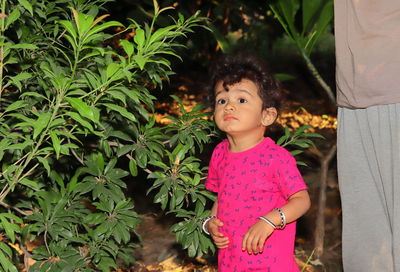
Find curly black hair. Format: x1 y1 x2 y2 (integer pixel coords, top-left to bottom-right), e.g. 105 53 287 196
208 55 282 110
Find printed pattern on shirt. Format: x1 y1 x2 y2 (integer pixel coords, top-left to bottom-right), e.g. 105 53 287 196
206 137 307 272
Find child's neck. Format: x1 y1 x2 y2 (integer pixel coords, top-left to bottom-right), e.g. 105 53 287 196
226 133 265 153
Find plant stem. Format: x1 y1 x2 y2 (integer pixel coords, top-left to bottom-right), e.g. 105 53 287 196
0 92 64 202
301 51 336 106
0 0 6 103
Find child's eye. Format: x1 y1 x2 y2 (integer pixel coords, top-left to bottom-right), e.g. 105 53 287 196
217 99 226 104
238 98 247 103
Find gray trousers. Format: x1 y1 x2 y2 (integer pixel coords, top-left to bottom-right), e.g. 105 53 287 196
337 104 400 272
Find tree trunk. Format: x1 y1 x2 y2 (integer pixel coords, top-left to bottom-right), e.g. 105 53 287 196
314 143 337 258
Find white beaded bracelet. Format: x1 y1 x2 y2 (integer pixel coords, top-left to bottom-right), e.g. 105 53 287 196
274 208 286 229
202 215 216 235
258 216 276 229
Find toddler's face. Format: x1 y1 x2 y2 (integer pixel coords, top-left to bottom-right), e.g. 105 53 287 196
214 78 276 136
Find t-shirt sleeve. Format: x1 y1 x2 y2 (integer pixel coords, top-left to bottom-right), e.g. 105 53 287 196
274 149 308 199
205 147 221 193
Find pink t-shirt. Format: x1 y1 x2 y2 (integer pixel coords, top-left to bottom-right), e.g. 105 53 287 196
206 137 307 272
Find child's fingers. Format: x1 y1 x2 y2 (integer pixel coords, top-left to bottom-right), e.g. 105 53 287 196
249 235 260 254
208 220 225 237
242 229 268 254
252 236 262 253
211 230 225 238
210 218 224 227
242 221 274 253
214 237 229 248
257 236 266 253
242 232 253 253
208 225 224 237
212 218 224 225
246 235 262 254
212 235 229 243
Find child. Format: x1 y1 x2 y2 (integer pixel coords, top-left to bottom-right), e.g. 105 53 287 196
203 56 311 272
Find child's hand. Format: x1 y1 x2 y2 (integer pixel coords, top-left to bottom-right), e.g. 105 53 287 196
242 220 274 254
207 218 229 249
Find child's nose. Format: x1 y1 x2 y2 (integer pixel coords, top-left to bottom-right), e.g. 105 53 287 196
223 101 235 111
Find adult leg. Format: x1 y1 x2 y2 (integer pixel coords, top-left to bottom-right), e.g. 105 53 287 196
337 104 400 272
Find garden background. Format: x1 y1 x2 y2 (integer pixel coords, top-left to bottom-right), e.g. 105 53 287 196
0 0 340 271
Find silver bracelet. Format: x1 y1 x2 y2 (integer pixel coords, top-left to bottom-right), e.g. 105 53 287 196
202 215 216 235
274 208 286 229
258 216 276 229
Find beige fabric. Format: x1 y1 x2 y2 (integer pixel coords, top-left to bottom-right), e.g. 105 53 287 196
334 0 400 108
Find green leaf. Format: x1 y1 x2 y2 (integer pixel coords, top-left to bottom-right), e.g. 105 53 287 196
4 101 26 113
66 112 91 130
148 25 176 45
0 242 12 258
107 90 127 105
18 0 33 15
9 43 38 50
303 0 322 33
102 103 137 123
292 141 311 148
209 25 230 54
106 62 121 80
132 55 147 70
293 125 310 137
59 20 78 41
77 13 94 36
20 92 47 100
7 139 33 151
134 28 145 49
66 97 99 124
274 73 296 82
297 160 308 166
129 159 138 176
121 40 134 57
85 21 124 41
96 152 105 173
97 257 118 271
0 215 19 243
307 1 333 54
305 132 325 139
5 8 20 29
37 156 51 176
280 0 300 36
50 131 61 159
188 242 197 257
33 112 51 139
290 150 304 156
20 178 44 190
0 250 18 272
173 143 190 161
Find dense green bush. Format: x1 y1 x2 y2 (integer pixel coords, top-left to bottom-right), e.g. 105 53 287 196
0 0 325 270
0 0 214 270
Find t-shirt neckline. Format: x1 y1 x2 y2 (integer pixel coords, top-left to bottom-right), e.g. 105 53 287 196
224 137 273 157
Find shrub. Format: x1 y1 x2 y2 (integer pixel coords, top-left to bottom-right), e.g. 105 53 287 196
0 0 213 270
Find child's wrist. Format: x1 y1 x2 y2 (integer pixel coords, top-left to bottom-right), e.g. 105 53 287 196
202 215 217 235
274 208 287 229
258 216 276 230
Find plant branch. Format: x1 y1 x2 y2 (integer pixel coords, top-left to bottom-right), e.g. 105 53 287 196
301 51 336 106
314 143 337 258
0 200 31 216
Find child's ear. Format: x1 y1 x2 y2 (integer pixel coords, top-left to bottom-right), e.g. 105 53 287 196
261 107 277 126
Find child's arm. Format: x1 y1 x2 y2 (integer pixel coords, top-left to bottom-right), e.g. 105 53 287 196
242 190 311 254
205 200 230 249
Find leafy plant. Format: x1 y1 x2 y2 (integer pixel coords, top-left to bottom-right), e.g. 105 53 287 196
0 1 327 270
0 0 211 270
277 125 325 166
269 0 335 104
